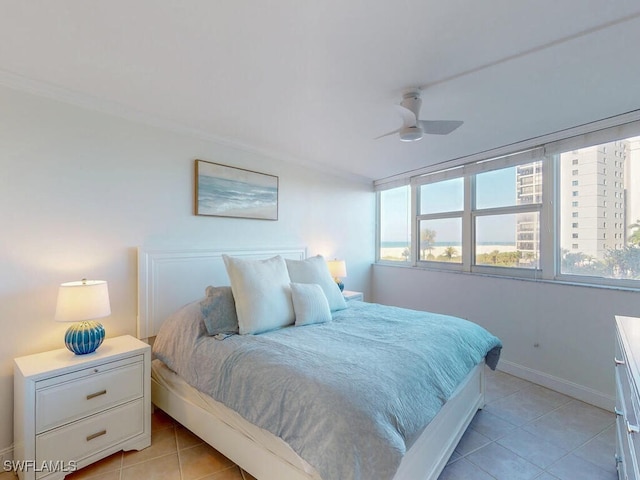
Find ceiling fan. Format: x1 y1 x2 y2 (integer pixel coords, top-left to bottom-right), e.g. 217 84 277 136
375 89 463 142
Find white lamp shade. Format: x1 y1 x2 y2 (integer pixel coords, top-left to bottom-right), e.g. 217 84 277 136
54 280 111 323
327 260 347 278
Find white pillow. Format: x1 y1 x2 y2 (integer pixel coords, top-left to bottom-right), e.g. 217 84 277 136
290 283 332 326
285 255 347 312
222 255 294 334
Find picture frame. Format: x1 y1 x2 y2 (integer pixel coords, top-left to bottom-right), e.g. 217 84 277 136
194 160 279 220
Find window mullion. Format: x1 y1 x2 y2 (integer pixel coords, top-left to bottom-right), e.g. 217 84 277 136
474 204 541 217
463 175 473 272
539 155 556 280
411 183 418 266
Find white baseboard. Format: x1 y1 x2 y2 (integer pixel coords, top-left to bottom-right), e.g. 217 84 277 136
497 359 615 411
1 444 13 469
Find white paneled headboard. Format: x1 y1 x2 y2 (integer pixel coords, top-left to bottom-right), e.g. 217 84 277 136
137 246 307 339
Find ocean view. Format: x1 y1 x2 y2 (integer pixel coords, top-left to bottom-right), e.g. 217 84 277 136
380 241 519 261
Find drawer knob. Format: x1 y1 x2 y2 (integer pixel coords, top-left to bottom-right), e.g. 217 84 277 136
86 429 107 442
86 389 107 400
627 421 640 434
615 357 626 366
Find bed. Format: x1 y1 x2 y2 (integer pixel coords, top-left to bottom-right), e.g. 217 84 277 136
138 246 502 480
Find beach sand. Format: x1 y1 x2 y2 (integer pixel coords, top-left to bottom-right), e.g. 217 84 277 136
380 245 518 261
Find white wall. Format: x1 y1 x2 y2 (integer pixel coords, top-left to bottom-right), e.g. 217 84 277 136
0 85 375 454
372 264 640 409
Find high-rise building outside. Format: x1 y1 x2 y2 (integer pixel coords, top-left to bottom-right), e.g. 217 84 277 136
516 162 542 267
560 140 629 260
626 138 640 239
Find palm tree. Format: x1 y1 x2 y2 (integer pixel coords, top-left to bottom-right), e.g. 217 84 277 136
443 246 458 261
420 228 436 260
629 220 640 246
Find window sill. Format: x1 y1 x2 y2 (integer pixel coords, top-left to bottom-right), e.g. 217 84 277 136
373 262 640 293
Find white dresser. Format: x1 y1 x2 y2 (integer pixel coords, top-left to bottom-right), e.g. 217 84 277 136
615 315 640 480
14 335 151 480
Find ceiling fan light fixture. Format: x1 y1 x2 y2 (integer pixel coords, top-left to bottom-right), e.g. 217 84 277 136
374 88 463 141
399 126 423 142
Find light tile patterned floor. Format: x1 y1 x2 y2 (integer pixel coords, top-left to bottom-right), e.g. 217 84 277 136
439 368 617 480
0 368 617 480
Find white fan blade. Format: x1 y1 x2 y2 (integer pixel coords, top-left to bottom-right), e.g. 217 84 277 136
396 104 417 127
374 128 402 140
419 120 463 135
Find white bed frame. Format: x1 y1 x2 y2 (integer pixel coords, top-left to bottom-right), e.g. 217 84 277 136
138 246 486 480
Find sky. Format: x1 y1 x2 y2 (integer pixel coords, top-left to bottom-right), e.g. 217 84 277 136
381 165 522 243
382 137 640 248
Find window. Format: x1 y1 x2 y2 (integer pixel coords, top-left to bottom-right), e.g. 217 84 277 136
476 161 542 270
419 218 462 263
415 159 544 273
558 136 640 282
417 177 463 264
378 186 411 263
376 119 640 287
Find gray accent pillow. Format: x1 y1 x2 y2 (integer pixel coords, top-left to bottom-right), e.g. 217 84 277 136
200 286 239 336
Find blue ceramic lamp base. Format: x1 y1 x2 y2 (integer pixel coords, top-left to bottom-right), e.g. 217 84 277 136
64 321 105 355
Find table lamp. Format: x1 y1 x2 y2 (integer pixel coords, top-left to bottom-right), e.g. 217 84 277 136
327 259 347 292
54 279 110 355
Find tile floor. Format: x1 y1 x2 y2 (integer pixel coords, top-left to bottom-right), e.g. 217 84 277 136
0 367 617 480
439 367 617 480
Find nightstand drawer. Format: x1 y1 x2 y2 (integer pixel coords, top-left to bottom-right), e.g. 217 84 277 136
36 398 144 479
36 358 143 433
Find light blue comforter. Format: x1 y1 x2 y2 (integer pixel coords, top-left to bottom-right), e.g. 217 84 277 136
154 300 502 480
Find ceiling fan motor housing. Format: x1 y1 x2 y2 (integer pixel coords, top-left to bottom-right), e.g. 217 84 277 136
401 90 422 119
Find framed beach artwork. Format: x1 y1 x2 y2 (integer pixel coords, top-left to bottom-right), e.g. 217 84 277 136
195 160 279 220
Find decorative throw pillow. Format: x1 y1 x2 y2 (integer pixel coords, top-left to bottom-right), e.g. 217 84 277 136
200 286 239 336
222 254 295 335
285 255 347 312
290 283 332 326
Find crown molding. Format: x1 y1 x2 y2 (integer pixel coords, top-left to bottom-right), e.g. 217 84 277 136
0 68 372 186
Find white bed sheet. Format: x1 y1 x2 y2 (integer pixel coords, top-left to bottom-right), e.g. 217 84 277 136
151 359 322 479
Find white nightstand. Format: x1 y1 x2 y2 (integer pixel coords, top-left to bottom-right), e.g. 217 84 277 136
13 335 151 480
342 290 364 301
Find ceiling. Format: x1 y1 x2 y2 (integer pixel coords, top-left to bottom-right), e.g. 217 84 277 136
1 1 640 183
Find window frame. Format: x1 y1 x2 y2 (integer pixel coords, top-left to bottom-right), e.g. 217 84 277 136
375 113 640 289
413 172 465 270
409 154 547 278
